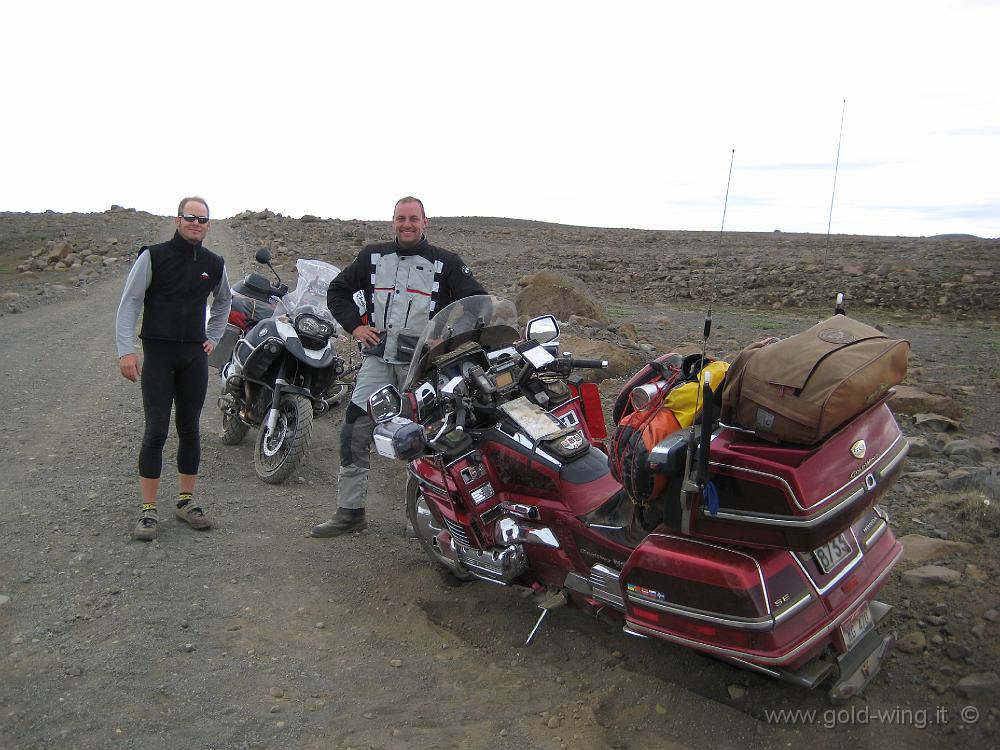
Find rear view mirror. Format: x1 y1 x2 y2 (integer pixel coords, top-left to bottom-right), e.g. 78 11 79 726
255 248 273 265
526 314 559 344
368 385 403 423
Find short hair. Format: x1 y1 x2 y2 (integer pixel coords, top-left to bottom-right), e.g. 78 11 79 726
394 196 425 219
177 196 210 217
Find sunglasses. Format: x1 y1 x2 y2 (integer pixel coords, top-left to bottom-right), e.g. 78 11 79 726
179 214 210 224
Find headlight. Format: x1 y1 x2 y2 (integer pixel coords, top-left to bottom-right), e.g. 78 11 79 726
294 314 334 339
373 418 426 460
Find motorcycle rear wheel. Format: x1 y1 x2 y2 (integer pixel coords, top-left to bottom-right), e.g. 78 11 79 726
254 393 314 484
406 476 475 582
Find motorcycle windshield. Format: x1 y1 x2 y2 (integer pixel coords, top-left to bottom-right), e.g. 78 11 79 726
402 295 519 391
274 259 341 327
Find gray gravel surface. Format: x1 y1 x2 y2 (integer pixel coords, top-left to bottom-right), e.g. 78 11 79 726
0 216 997 749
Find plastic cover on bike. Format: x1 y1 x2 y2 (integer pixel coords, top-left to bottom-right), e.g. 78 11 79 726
274 259 342 330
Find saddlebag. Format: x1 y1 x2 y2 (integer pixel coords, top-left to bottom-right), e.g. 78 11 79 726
720 316 909 445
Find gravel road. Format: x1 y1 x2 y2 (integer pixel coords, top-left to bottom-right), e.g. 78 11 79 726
0 218 995 750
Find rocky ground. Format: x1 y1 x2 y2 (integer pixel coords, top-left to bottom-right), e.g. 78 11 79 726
0 208 998 749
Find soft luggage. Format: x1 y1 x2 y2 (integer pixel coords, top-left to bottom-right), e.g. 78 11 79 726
720 315 909 445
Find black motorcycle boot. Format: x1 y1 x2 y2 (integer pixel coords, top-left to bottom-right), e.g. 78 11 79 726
310 507 367 538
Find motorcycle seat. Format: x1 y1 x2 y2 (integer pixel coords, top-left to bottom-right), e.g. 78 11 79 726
236 273 286 303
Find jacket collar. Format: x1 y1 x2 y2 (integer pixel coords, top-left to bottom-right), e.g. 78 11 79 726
171 230 202 256
394 235 427 256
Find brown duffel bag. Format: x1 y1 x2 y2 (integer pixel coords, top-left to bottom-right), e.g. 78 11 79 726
720 315 910 445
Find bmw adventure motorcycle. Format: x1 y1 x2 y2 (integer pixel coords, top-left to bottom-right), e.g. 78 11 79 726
368 295 906 702
216 253 350 484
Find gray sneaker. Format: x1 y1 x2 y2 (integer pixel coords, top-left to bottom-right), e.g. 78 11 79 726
175 503 212 530
133 511 159 541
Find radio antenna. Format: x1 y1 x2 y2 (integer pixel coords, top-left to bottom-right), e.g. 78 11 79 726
710 148 736 318
826 99 847 252
681 149 734 517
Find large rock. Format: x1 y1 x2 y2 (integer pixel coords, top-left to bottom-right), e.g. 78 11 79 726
889 385 964 420
901 565 962 586
517 272 609 326
938 467 1000 500
955 672 1000 700
943 439 984 464
898 534 971 565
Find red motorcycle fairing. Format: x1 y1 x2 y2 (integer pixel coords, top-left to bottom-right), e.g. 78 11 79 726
619 506 902 671
652 399 907 551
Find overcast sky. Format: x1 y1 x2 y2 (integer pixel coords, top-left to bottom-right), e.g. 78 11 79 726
3 1 998 238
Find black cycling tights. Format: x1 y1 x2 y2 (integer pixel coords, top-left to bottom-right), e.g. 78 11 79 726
138 340 208 479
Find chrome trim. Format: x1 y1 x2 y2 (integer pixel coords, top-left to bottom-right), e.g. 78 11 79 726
445 448 479 470
501 502 540 521
622 626 650 639
715 655 783 679
702 487 865 527
717 421 757 435
876 439 908 480
624 542 902 667
862 517 888 550
443 517 472 547
772 591 814 625
626 594 775 631
709 432 905 513
497 518 560 548
407 467 449 496
455 543 528 582
589 564 625 609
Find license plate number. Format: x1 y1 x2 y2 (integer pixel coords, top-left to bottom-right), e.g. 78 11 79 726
813 533 852 574
840 602 874 650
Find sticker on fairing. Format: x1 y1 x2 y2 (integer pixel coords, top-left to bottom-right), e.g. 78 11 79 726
626 583 666 601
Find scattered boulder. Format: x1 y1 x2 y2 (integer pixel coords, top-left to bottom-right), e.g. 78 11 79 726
944 439 984 464
955 672 1000 700
898 534 970 565
890 385 964 420
895 631 927 654
913 413 961 431
901 565 962 586
516 272 609 326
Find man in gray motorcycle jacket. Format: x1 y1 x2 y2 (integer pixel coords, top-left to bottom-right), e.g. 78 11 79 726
311 196 486 537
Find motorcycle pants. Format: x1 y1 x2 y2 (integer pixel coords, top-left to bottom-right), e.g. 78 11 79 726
337 356 410 510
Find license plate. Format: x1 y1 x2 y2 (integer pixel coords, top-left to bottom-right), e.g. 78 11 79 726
812 533 852 574
840 602 874 650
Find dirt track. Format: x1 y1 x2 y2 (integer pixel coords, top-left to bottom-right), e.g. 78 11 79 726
1 217 997 749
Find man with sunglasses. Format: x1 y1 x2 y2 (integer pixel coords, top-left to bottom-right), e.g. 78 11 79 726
116 196 232 541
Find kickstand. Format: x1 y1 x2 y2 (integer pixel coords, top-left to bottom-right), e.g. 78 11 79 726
524 591 567 646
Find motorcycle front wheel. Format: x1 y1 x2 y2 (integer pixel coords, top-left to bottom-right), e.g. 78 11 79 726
254 393 314 484
406 476 475 582
221 410 250 446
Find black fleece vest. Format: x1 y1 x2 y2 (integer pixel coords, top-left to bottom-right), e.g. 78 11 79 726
139 232 224 343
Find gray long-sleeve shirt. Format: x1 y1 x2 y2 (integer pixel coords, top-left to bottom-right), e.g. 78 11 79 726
115 250 232 357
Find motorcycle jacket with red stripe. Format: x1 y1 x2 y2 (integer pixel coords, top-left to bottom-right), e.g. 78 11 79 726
328 237 486 363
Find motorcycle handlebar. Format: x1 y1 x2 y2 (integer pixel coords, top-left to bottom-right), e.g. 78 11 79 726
557 357 609 370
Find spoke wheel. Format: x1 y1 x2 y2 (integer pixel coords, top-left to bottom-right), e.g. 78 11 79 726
254 393 313 484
